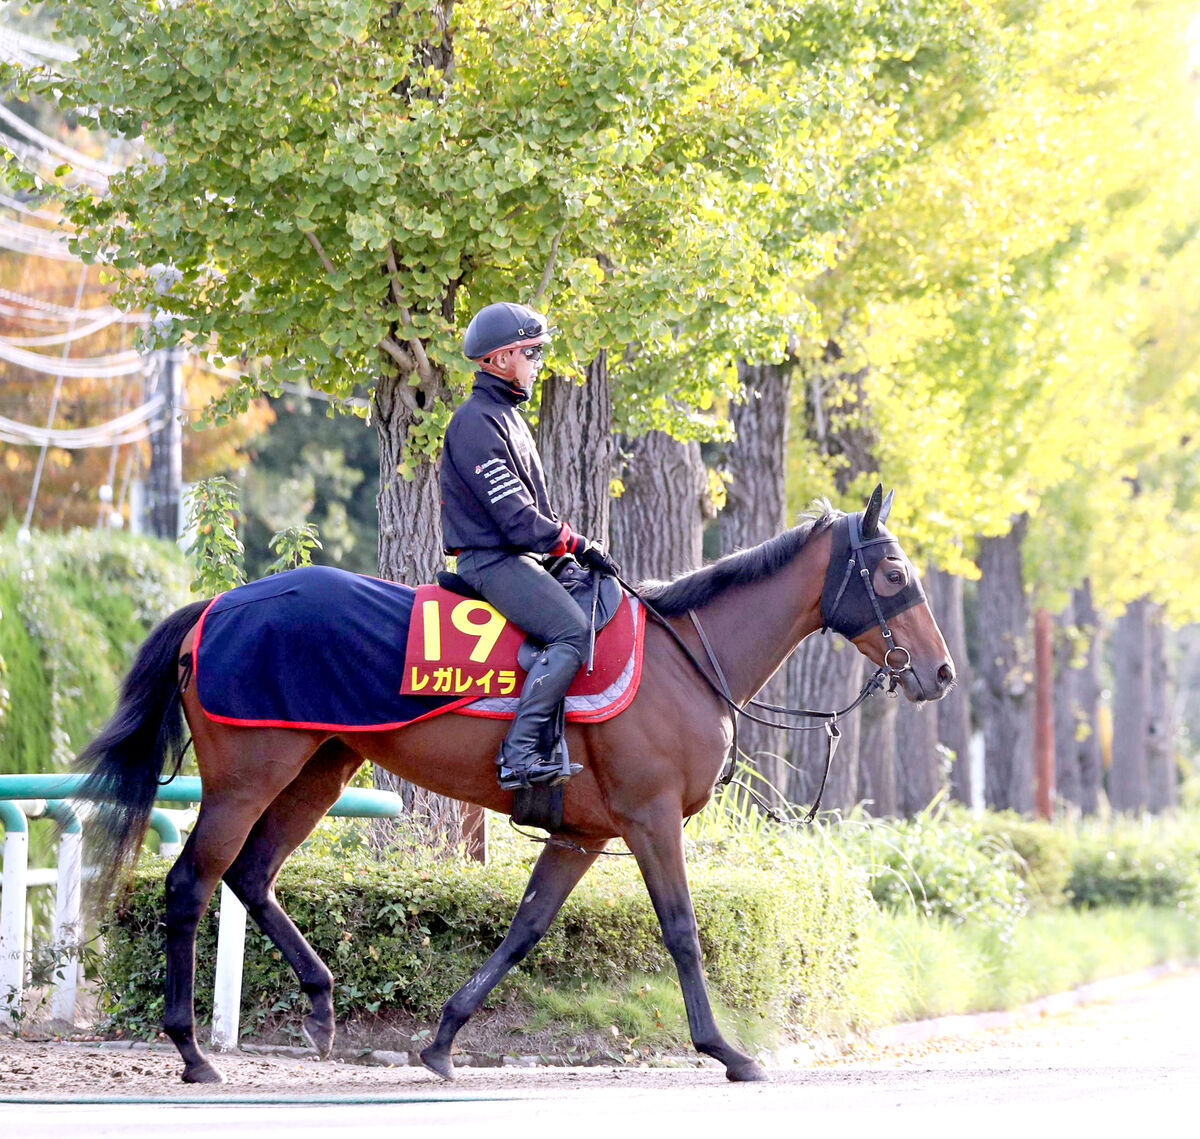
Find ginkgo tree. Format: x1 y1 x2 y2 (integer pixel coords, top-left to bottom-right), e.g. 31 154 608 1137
7 1 831 580
770 0 1200 813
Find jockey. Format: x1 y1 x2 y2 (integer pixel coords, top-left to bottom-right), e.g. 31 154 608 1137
440 301 619 790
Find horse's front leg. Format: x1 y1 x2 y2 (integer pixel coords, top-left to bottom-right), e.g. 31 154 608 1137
625 805 768 1082
420 837 601 1080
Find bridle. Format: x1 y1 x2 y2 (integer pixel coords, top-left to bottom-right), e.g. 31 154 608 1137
819 509 919 687
513 508 922 854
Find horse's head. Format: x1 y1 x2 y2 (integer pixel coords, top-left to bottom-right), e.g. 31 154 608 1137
820 485 955 703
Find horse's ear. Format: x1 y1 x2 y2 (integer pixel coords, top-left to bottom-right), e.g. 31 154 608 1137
880 488 894 526
861 483 884 538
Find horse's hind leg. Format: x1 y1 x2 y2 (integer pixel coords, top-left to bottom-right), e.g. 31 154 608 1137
163 732 317 1084
222 740 363 1060
625 804 768 1082
419 839 600 1080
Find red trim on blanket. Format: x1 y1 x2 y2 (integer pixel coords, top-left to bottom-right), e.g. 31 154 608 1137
193 589 478 730
197 697 478 731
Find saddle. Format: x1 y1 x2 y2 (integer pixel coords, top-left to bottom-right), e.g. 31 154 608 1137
436 556 624 666
436 559 622 832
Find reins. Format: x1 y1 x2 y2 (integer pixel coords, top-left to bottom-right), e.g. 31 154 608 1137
621 573 904 824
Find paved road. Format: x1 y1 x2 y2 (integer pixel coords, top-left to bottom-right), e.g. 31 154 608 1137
5 969 1199 1138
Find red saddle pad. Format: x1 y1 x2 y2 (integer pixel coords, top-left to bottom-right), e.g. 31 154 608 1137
402 584 645 722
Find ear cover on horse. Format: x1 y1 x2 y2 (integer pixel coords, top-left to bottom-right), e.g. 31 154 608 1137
880 488 894 526
861 483 884 538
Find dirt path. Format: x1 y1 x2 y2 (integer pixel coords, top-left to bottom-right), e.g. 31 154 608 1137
3 967 1199 1100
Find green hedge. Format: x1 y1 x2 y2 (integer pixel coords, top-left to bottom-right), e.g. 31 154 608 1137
834 811 1031 934
974 811 1073 907
99 843 877 1041
1066 825 1200 912
96 808 1200 1047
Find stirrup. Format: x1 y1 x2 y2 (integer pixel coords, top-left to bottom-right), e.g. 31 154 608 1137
497 755 582 791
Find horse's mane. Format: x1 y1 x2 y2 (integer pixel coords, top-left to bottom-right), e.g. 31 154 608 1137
636 501 841 616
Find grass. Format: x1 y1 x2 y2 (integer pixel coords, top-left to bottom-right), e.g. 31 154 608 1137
852 904 1200 1030
512 970 776 1058
480 806 1200 1053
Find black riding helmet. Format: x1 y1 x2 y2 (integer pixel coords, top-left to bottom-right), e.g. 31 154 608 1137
462 302 554 362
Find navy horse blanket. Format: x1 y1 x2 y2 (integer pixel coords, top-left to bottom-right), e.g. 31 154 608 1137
193 565 644 730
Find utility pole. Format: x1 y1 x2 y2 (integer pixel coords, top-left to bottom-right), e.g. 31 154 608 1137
144 345 183 540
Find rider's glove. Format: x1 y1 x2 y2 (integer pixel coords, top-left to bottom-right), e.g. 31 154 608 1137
576 539 621 579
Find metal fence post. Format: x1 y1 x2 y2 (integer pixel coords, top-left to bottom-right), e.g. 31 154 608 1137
46 801 82 1025
0 801 29 1025
211 884 247 1052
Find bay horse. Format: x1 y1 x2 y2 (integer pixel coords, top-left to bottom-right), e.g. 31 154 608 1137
78 485 954 1084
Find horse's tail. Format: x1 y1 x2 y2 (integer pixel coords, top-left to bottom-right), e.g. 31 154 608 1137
77 598 210 905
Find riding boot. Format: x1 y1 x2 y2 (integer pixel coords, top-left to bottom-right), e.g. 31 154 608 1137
497 641 585 790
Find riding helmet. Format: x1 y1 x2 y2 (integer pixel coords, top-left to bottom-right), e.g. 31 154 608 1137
462 302 554 362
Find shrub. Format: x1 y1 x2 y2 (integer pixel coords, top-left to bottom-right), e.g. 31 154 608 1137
1066 827 1200 913
974 811 1073 907
0 529 191 772
834 812 1030 936
98 843 877 1041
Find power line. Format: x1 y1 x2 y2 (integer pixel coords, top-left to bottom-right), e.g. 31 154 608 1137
0 337 148 378
0 103 118 179
22 264 89 529
0 26 78 65
0 190 65 224
0 394 165 449
0 285 148 325
0 313 125 347
0 213 76 260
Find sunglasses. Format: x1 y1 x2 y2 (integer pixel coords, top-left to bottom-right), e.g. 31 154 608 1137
520 345 544 361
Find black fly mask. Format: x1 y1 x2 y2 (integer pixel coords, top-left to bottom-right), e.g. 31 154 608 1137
820 486 926 644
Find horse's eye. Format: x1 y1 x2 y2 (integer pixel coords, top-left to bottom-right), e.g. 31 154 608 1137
887 570 905 585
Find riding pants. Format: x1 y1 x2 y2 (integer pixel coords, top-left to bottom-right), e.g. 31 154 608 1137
454 549 589 660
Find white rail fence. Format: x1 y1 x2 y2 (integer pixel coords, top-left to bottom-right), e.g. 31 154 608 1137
0 777 401 1048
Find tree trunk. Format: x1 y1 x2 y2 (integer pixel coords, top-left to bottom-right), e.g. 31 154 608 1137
1111 596 1151 813
895 700 944 817
926 567 973 806
374 368 450 584
372 364 463 852
610 430 707 583
1174 625 1200 785
891 563 952 817
977 515 1034 814
858 689 898 817
1073 582 1104 815
783 633 864 813
537 352 614 542
718 361 794 796
1145 604 1176 813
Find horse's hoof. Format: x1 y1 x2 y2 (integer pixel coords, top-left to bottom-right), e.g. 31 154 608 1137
419 1046 455 1081
726 1059 769 1083
182 1059 224 1084
302 1015 335 1060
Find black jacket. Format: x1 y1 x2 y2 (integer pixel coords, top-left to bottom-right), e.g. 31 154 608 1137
439 371 569 554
